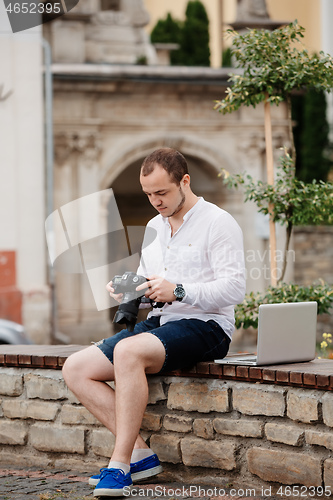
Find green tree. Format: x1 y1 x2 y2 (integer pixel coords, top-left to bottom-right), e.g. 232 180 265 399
292 90 331 183
178 0 210 66
299 89 331 182
222 47 233 67
150 1 211 67
235 282 333 330
221 148 333 282
150 13 182 45
215 21 333 285
150 12 183 65
220 149 333 330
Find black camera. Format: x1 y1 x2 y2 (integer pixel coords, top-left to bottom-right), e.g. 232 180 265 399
111 272 165 332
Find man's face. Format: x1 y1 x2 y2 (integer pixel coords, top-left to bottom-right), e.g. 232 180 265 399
140 165 187 218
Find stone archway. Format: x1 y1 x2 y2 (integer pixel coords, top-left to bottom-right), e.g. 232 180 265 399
102 135 237 239
100 134 238 193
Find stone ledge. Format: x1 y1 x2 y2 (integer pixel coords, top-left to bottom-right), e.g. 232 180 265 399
51 63 237 84
0 345 332 390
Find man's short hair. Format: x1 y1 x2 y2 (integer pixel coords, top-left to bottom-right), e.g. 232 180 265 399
141 148 189 185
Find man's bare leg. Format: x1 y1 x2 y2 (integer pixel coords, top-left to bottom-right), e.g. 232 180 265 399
108 333 166 465
62 345 148 450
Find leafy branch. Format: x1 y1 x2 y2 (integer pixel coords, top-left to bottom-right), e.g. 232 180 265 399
214 21 333 285
220 148 333 282
214 21 333 116
235 281 333 330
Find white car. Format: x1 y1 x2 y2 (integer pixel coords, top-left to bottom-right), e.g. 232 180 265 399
0 319 32 344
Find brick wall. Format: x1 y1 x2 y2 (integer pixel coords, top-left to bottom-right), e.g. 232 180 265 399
0 367 333 492
294 226 333 335
294 226 333 285
0 251 22 324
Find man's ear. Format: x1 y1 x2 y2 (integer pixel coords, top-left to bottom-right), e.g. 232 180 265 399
182 174 191 188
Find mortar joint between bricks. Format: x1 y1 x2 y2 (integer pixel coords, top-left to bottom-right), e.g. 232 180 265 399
317 400 324 424
297 431 306 447
227 387 233 412
320 456 326 488
83 428 90 455
283 388 288 418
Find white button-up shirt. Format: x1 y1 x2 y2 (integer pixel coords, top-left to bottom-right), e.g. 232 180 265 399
137 197 246 338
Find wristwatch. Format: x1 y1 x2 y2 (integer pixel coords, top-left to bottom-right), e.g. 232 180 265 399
173 284 186 301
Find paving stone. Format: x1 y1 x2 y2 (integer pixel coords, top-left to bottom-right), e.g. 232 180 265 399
150 433 182 464
247 447 322 486
322 392 333 427
287 389 320 423
0 420 27 445
141 411 162 431
265 422 304 446
60 404 100 425
0 370 23 396
2 400 59 421
305 429 333 450
91 428 115 458
167 379 229 413
324 458 333 489
214 417 263 438
193 418 215 439
30 424 85 454
163 414 193 433
232 383 285 417
25 372 68 401
147 378 167 404
181 435 236 470
0 465 268 500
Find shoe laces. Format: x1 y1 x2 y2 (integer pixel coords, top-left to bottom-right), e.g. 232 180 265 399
99 468 127 480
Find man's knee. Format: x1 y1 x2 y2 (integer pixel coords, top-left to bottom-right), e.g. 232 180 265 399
62 352 80 386
113 336 140 365
113 333 152 368
113 333 165 373
62 347 93 384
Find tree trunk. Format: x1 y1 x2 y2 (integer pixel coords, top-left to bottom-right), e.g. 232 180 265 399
278 220 293 284
264 96 277 286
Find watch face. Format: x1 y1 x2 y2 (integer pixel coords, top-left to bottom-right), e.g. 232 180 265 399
174 285 185 299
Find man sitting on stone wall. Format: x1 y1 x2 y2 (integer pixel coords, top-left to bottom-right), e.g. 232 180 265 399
62 147 246 497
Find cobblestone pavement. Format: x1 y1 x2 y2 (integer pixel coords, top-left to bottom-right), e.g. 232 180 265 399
0 466 281 500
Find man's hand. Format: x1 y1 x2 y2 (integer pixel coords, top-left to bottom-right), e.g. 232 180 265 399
136 275 176 304
106 281 123 303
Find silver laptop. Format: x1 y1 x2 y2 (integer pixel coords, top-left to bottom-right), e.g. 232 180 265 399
215 301 318 366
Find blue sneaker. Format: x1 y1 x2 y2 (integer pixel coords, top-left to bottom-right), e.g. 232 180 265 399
89 454 163 486
93 468 132 497
130 454 163 481
89 468 108 486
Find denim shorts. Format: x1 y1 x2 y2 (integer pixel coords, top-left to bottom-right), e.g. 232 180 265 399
96 316 230 374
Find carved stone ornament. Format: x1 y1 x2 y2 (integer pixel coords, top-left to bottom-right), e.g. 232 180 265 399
91 0 149 28
232 0 287 31
91 10 130 26
55 132 102 166
236 0 269 21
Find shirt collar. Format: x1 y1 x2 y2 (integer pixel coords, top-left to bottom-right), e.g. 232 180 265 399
183 196 203 222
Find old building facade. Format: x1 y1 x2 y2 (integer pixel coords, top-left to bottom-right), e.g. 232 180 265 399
49 61 290 343
6 0 326 344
